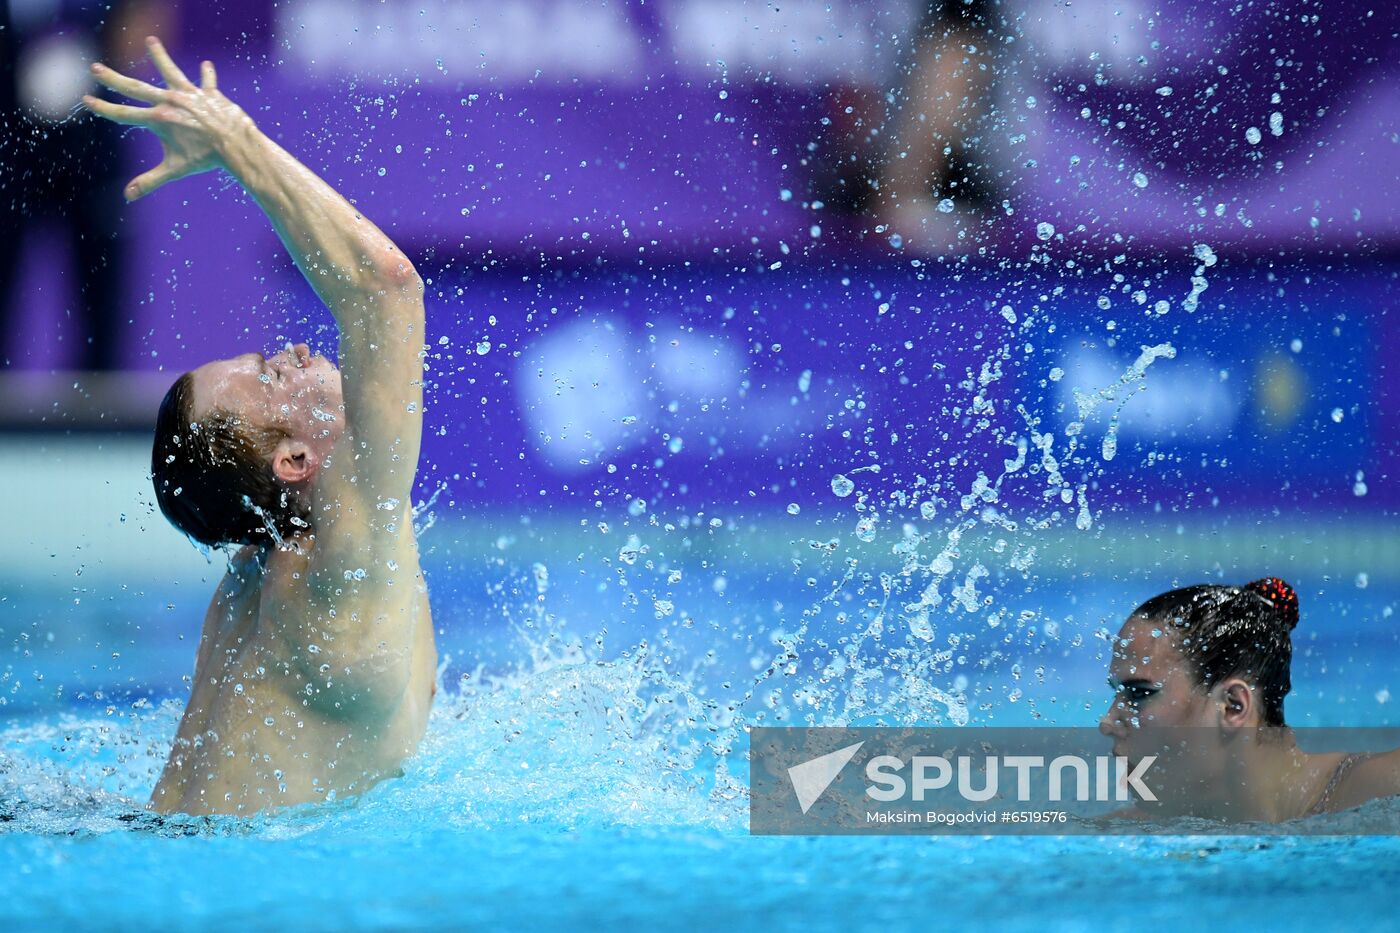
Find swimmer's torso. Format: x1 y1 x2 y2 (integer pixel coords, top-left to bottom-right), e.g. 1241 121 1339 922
150 537 436 815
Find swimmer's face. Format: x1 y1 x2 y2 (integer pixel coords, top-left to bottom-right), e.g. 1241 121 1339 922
1100 616 1249 810
1101 616 1218 738
189 343 344 456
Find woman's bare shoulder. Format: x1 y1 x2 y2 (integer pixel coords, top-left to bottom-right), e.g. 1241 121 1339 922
1333 748 1400 811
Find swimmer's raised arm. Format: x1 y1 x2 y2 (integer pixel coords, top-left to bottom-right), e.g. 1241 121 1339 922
85 38 425 599
84 37 418 308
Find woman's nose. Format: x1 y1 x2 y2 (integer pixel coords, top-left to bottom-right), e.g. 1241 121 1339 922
1099 704 1126 738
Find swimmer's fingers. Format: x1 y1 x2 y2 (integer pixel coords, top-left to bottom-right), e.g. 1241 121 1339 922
90 63 165 104
82 95 155 126
144 35 196 91
124 160 180 202
200 60 218 92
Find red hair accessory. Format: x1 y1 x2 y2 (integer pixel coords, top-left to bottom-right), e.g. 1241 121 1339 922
1245 577 1300 630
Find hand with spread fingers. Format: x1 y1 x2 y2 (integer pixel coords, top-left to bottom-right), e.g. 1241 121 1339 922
83 36 254 201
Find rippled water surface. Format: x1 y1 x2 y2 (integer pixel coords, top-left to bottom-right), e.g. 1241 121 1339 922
3 534 1398 930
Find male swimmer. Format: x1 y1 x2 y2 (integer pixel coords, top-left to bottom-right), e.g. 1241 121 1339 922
84 38 437 815
1102 578 1400 822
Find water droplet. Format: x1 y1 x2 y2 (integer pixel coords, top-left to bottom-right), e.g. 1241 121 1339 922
786 503 801 515
831 474 855 498
476 340 491 355
937 198 955 213
1331 408 1344 423
1290 338 1303 353
1036 222 1055 241
888 233 903 249
1269 112 1284 136
1102 433 1117 462
1245 126 1262 145
1132 172 1148 188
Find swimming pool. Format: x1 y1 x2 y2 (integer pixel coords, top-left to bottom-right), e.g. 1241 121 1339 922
4 0 1399 923
2 434 1398 929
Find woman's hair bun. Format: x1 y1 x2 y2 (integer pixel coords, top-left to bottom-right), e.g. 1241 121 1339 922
1244 577 1300 631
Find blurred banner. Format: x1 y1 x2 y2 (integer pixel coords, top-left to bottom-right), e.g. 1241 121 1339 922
205 0 1400 255
405 261 1393 512
9 0 1399 370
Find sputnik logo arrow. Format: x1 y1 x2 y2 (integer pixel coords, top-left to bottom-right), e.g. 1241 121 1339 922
787 741 865 814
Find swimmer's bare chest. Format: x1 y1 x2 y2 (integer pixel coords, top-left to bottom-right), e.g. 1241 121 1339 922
150 542 436 816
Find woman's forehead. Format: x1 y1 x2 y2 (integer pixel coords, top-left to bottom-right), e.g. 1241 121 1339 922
1110 617 1180 672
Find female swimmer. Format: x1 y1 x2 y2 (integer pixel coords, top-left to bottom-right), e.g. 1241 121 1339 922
1101 578 1400 821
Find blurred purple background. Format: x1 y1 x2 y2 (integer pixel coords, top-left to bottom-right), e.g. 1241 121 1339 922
5 0 1397 511
8 0 1398 371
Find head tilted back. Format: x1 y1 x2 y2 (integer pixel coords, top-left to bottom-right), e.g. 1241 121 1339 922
151 372 311 547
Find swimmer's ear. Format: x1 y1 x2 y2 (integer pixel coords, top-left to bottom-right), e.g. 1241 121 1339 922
271 438 319 485
1217 678 1255 729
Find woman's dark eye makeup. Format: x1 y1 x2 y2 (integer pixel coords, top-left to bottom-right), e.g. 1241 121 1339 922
1110 680 1160 704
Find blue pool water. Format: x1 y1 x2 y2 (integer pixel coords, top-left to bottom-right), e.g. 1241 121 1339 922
3 503 1399 930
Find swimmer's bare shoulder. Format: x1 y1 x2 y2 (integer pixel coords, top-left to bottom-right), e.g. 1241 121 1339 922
1325 748 1400 813
258 528 431 722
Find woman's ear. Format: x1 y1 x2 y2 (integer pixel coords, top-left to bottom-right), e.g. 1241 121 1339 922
271 438 319 484
1216 677 1256 728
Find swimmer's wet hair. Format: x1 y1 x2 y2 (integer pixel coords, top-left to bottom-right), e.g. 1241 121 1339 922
152 372 311 547
1133 578 1300 727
